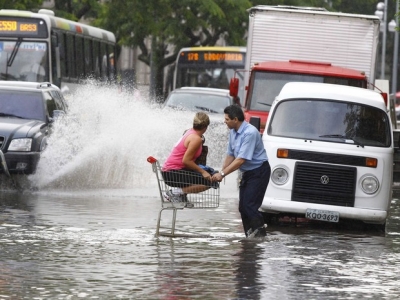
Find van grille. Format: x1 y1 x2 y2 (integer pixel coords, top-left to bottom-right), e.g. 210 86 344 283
292 162 356 207
288 149 368 167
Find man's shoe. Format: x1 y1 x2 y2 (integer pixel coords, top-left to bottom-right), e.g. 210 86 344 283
247 225 267 238
254 226 267 237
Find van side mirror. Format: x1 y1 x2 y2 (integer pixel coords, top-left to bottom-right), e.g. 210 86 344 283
229 77 239 97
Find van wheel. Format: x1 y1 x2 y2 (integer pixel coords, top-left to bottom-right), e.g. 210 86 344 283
262 212 279 225
363 222 386 233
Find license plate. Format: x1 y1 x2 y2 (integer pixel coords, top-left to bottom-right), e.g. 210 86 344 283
305 209 339 223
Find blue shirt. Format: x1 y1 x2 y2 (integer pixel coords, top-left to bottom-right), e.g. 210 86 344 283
227 121 268 172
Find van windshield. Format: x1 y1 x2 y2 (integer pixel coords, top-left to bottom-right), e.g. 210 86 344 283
268 99 391 147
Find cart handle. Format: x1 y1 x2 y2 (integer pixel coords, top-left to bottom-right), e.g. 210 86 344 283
147 156 158 164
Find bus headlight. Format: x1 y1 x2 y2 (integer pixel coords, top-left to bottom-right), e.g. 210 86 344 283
8 138 32 152
360 175 379 194
271 167 289 185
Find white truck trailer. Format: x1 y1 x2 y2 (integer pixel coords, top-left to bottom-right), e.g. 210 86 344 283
230 5 381 132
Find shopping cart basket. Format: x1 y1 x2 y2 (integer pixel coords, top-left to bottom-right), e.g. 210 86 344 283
147 156 220 237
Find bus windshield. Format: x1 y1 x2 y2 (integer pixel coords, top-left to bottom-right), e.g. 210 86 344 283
174 47 246 90
268 99 391 147
176 67 237 89
248 71 366 112
0 40 48 82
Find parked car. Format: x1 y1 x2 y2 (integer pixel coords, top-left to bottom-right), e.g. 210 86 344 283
164 87 234 115
0 81 67 175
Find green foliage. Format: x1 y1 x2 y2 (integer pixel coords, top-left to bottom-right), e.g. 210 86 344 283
9 0 391 98
54 0 101 21
97 0 253 98
0 0 43 10
99 0 251 52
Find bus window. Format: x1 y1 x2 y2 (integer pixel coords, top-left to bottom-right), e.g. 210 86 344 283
57 31 67 78
66 34 76 79
108 45 115 80
84 39 93 77
100 43 107 81
93 41 101 78
75 36 84 79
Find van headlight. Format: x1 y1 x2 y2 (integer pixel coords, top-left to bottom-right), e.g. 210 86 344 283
8 138 32 151
360 175 379 194
271 166 289 185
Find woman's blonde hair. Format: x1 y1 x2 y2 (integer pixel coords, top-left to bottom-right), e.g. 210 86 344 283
193 112 210 130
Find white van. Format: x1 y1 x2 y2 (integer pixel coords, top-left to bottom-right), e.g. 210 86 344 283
261 82 393 229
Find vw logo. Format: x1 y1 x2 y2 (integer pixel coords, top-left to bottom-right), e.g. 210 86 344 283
320 175 329 184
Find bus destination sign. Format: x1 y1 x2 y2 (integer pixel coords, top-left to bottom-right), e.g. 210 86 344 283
0 18 47 38
180 51 245 65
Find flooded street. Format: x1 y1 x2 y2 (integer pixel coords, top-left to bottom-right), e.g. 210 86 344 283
1 84 400 299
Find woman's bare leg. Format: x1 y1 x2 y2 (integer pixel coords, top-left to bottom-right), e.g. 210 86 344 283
182 185 210 194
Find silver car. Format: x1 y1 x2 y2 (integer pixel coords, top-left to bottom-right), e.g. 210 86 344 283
164 87 234 115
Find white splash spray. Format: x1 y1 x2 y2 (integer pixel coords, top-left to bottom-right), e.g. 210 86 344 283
28 82 229 190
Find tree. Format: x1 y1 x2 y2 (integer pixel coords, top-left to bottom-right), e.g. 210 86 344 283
98 0 252 101
4 0 391 98
0 0 42 10
98 0 386 100
53 0 101 21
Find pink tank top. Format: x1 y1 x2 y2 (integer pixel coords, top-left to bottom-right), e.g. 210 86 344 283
162 129 202 171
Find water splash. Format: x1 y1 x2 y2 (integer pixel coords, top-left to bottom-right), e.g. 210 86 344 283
28 82 229 190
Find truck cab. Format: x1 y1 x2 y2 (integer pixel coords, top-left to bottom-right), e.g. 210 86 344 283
230 60 369 133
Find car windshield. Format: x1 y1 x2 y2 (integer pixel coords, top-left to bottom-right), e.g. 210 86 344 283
165 92 231 114
0 90 45 121
268 99 391 147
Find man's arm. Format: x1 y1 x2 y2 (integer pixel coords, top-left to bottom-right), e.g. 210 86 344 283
212 155 245 182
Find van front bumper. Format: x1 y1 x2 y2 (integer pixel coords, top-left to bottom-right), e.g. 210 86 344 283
260 198 387 224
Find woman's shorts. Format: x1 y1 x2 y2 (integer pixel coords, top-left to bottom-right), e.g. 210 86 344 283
161 169 219 189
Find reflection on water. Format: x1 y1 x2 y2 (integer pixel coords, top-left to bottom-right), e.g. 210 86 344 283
1 190 400 299
1 83 400 299
233 240 264 299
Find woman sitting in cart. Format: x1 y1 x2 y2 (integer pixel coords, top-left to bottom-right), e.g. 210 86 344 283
161 112 218 203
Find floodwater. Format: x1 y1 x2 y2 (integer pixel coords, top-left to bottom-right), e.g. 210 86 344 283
1 83 400 299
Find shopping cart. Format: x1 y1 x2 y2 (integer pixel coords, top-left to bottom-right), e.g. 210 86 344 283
147 156 220 237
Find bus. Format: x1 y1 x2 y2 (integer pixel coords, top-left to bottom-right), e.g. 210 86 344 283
0 9 116 94
173 46 246 92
